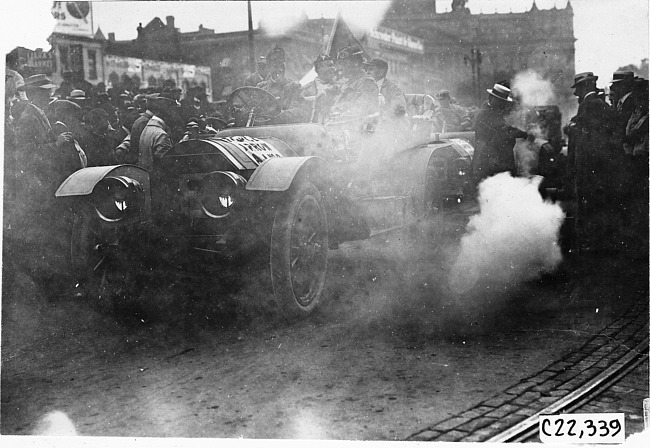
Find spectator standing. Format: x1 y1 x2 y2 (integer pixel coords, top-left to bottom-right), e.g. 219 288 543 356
80 108 116 166
566 71 621 251
609 71 636 154
470 83 527 186
138 96 176 170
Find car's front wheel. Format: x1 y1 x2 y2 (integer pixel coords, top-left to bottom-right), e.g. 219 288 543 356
270 182 329 318
70 208 141 314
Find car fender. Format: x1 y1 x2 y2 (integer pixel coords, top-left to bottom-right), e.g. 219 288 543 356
247 156 370 243
245 156 325 192
55 164 151 214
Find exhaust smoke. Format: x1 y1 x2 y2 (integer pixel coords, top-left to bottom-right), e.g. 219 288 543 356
448 173 564 295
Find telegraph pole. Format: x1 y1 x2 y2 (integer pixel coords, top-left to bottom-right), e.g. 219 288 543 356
247 0 255 72
465 47 482 104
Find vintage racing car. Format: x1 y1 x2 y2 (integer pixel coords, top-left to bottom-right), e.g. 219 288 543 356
55 87 475 319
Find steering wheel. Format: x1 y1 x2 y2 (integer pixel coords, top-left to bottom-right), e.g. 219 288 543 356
228 87 281 126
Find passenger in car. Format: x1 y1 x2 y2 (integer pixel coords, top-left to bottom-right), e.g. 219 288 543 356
364 58 407 124
327 46 379 127
302 53 339 124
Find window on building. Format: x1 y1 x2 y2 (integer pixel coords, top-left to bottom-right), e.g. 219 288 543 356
70 45 84 75
59 45 69 72
87 49 97 80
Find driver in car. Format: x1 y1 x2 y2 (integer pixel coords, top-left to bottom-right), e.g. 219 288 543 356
257 49 308 125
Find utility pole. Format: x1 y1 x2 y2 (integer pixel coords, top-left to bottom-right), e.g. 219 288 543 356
465 47 482 104
247 0 255 72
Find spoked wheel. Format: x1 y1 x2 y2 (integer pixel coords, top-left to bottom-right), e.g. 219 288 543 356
270 182 329 318
228 87 280 126
70 209 141 314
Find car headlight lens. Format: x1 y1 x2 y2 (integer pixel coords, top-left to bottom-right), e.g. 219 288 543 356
451 158 472 177
93 176 144 223
194 171 247 219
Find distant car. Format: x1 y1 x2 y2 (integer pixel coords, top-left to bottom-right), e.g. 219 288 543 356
56 87 474 319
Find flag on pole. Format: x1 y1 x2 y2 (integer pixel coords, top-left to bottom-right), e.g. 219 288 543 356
324 11 366 59
300 11 365 86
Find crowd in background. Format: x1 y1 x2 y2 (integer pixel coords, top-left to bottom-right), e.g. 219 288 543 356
4 48 649 256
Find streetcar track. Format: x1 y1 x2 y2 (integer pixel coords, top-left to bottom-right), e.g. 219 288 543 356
486 337 649 443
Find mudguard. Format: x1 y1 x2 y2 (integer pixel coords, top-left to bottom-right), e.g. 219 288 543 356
245 156 325 192
55 165 151 216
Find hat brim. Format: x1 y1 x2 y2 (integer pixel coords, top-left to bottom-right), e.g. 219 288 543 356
487 89 513 102
18 82 57 92
572 76 598 88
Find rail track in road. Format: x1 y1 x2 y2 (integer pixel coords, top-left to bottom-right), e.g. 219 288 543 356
408 298 649 443
487 338 648 443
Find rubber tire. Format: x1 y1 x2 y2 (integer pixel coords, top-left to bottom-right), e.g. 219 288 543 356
70 209 140 314
270 182 329 319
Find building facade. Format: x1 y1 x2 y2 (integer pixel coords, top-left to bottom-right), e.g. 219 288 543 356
382 0 576 106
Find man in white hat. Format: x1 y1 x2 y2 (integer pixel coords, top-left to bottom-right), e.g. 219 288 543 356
470 83 528 187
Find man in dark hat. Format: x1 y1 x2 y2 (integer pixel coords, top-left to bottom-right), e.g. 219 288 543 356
470 83 528 186
433 89 472 132
566 71 621 251
244 56 269 87
328 46 379 125
138 95 177 170
10 75 81 249
365 58 407 123
302 53 339 123
79 108 117 166
610 71 636 154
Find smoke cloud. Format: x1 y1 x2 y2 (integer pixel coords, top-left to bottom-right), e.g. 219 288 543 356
511 70 557 107
448 173 564 295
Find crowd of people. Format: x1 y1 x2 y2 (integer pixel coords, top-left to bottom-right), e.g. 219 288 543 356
4 48 648 255
467 70 648 254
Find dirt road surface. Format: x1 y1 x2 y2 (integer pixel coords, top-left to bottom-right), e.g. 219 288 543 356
2 231 647 440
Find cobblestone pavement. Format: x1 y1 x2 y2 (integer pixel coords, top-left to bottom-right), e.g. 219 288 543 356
408 298 648 442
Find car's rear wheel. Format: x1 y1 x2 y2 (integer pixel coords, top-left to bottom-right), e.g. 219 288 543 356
270 182 329 318
70 209 141 314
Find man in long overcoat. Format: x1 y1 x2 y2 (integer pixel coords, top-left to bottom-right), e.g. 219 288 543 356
566 71 621 251
470 83 528 187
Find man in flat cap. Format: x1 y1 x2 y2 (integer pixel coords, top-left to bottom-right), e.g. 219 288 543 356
566 71 621 251
470 83 528 187
302 53 339 123
433 89 472 132
244 56 269 87
257 49 307 124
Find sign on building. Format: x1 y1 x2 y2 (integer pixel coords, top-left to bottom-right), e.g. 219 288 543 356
51 2 93 37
